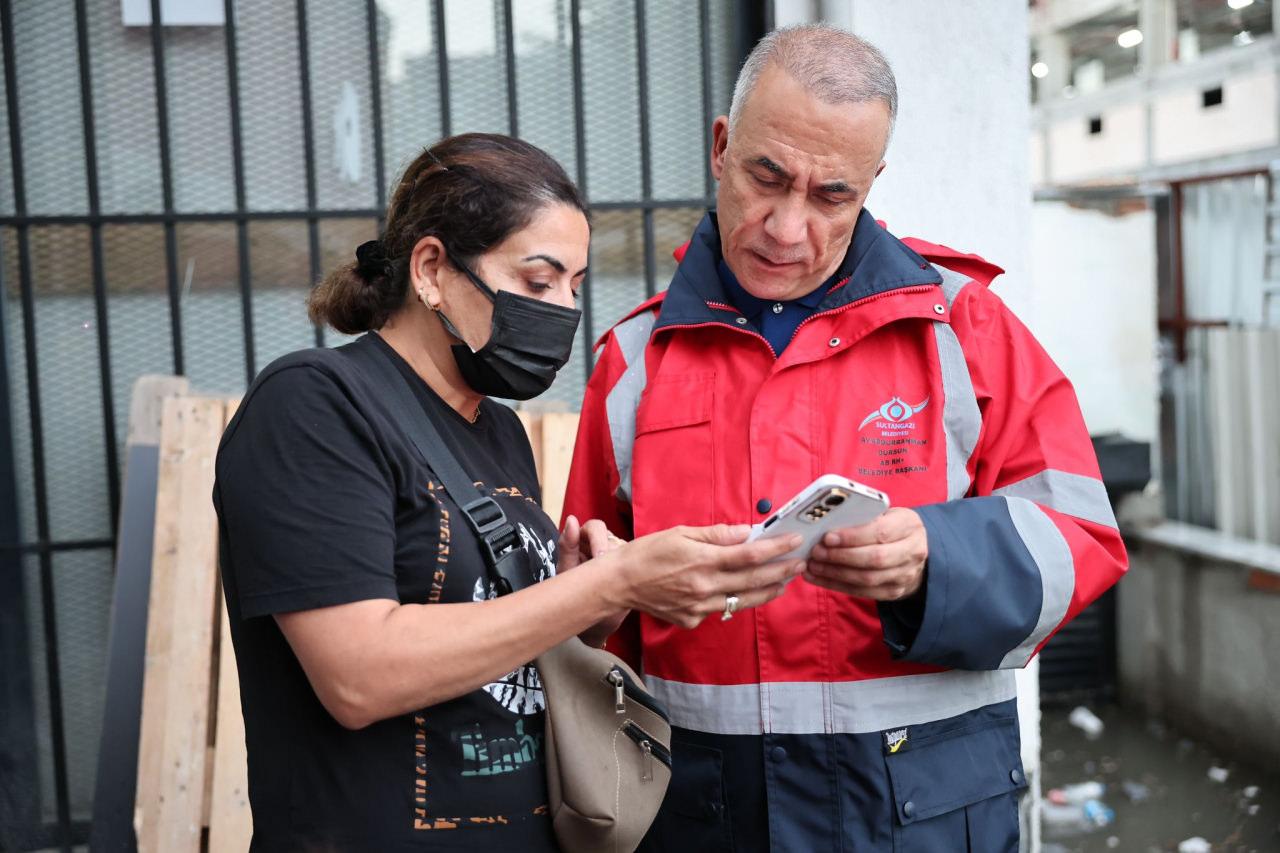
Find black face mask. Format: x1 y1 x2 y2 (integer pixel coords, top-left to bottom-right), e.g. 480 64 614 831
437 262 582 401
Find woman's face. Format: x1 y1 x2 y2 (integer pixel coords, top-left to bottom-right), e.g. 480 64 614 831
438 202 590 352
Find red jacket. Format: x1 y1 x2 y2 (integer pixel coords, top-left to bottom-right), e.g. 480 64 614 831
562 211 1127 850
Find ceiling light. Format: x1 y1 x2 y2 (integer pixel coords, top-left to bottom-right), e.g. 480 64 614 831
1117 28 1144 48
1031 61 1049 78
1227 0 1254 11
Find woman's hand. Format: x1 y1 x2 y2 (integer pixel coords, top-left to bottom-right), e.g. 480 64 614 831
603 524 805 630
560 515 629 645
559 514 624 573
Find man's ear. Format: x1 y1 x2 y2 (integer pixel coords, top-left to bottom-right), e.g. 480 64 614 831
409 235 448 309
710 115 730 181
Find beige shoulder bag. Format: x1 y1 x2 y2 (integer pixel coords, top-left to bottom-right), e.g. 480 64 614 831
538 637 671 853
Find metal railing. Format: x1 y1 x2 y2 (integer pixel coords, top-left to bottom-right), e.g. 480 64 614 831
0 1 764 848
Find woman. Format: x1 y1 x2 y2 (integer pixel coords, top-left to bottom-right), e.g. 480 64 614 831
213 133 804 852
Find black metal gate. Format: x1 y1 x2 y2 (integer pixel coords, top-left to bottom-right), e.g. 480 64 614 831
0 1 765 848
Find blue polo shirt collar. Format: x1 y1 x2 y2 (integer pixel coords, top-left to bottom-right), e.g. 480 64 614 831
656 209 941 331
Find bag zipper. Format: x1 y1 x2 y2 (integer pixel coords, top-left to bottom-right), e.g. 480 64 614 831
604 666 670 722
622 720 673 779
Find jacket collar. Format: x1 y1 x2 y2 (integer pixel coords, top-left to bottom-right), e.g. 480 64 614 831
655 209 942 331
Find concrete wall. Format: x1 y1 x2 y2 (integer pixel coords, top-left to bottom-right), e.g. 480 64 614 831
1151 66 1280 165
1047 103 1148 184
1028 202 1158 444
1118 539 1280 770
1032 36 1280 186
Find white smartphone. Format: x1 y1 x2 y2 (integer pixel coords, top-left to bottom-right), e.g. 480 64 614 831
747 474 890 563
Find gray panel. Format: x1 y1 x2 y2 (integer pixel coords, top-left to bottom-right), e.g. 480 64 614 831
28 226 113 542
445 0 510 135
90 441 160 848
376 0 444 192
0 24 15 215
250 219 317 367
2 228 36 547
21 557 57 823
512 0 576 181
13 0 89 216
52 548 114 819
103 224 173 464
236 0 308 211
176 222 247 394
86 0 164 214
584 209 647 330
580 0 641 202
709 0 737 121
644 0 704 201
654 207 706 287
307 1 378 210
163 25 236 212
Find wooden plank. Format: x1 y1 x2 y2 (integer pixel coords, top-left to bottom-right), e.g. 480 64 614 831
207 600 251 851
91 376 190 851
538 412 580 526
128 374 192 445
134 397 227 853
209 398 253 851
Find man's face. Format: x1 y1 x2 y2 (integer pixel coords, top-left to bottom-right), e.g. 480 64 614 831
711 65 890 302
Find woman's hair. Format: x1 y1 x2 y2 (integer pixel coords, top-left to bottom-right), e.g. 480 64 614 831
307 133 587 334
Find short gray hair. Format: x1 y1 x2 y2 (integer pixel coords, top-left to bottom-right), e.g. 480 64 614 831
728 24 898 140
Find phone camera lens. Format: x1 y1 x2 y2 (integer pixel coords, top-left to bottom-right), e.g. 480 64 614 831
824 494 846 508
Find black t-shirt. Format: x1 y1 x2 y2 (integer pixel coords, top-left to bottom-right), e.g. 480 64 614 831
214 333 561 852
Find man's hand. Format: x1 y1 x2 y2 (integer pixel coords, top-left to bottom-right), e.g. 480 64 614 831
804 508 928 601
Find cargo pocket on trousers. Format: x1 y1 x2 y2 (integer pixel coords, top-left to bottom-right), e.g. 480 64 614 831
885 716 1026 853
638 740 732 853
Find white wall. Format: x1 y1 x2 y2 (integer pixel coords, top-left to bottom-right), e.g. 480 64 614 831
1029 202 1158 444
845 1 1034 322
1048 103 1148 183
1152 68 1279 164
776 1 1042 841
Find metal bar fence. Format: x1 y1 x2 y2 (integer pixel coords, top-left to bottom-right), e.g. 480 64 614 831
224 0 257 386
0 1 761 845
73 0 122 529
148 0 184 377
0 2 73 847
295 0 325 349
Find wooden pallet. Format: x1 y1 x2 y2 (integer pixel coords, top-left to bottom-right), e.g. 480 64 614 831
133 396 248 853
130 398 579 851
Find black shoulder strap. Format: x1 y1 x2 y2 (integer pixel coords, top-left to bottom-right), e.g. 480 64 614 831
352 335 530 596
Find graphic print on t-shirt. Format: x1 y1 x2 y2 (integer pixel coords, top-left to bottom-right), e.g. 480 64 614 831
471 521 557 716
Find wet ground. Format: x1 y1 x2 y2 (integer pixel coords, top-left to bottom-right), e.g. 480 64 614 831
1041 704 1280 852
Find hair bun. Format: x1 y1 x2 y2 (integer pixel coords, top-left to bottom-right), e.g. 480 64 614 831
354 239 393 284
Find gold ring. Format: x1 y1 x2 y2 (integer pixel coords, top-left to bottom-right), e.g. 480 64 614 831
721 594 740 621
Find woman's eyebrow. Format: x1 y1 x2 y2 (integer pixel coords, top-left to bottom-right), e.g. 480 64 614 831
522 254 566 273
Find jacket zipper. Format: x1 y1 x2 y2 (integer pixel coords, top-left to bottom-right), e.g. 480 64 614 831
604 666 670 722
622 719 673 779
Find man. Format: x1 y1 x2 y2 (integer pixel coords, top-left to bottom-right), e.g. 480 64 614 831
562 24 1127 852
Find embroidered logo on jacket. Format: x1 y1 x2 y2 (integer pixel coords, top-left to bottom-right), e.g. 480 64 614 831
857 395 932 479
858 396 929 431
885 728 909 753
